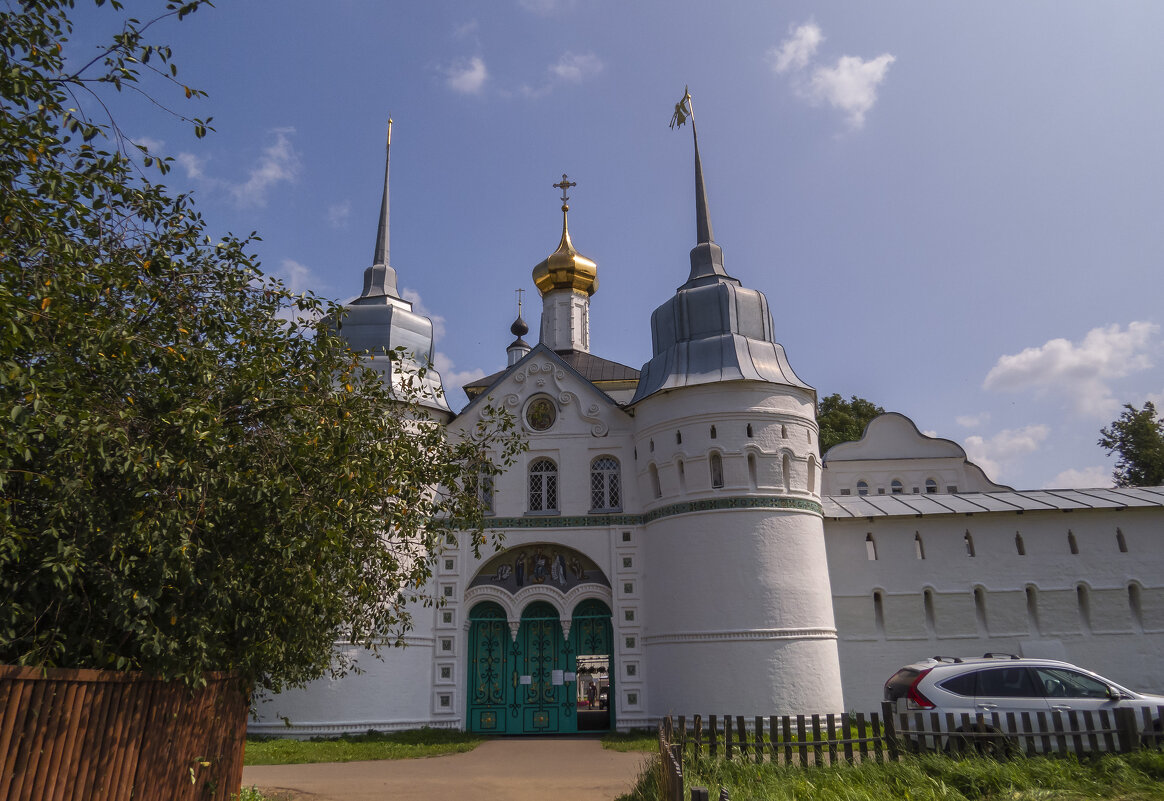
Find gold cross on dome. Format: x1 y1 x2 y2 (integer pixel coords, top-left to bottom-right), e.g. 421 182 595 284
553 174 576 204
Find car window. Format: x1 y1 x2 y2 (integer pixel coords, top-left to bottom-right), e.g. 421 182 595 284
884 668 921 702
938 673 977 697
1035 668 1110 699
974 667 1039 698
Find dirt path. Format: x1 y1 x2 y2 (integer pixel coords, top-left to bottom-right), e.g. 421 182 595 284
241 738 648 801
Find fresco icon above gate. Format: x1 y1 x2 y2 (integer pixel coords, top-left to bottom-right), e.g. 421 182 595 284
470 543 609 594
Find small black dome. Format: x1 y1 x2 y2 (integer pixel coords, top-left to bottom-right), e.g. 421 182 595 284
510 314 529 337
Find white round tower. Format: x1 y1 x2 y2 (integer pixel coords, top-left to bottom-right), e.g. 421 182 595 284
631 103 843 716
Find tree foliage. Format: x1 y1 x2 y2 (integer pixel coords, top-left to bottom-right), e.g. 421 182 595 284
1098 402 1164 488
0 0 523 693
817 393 886 455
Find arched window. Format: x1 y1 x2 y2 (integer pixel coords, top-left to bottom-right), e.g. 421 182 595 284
891 479 904 495
710 425 717 439
973 587 988 633
865 533 878 561
781 424 787 438
677 459 686 493
873 591 885 636
964 531 976 557
709 452 724 488
676 430 682 445
1026 586 1041 635
923 588 936 633
746 424 754 438
1077 585 1092 633
1015 532 1026 556
856 480 869 496
528 458 558 512
1117 528 1128 553
1129 584 1144 632
914 532 925 560
590 456 621 511
782 454 792 492
807 456 817 494
648 463 662 499
1068 530 1079 555
747 453 758 490
925 478 938 494
475 460 494 514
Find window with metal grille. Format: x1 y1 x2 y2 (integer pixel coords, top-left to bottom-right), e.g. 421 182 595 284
590 456 621 511
528 458 558 512
475 463 494 514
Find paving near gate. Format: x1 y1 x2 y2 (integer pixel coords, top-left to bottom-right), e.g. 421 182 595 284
242 737 646 801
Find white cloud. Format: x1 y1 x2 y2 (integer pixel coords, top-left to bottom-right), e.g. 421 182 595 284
134 136 166 153
807 54 896 129
229 128 301 208
769 21 894 130
549 52 603 83
768 22 823 74
327 200 351 229
446 57 488 94
400 287 485 392
175 152 206 180
401 288 446 341
276 259 314 294
453 20 478 39
1043 466 1113 489
956 412 991 428
963 424 1050 482
983 322 1160 418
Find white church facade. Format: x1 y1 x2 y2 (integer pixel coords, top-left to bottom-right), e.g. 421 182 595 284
249 123 1164 737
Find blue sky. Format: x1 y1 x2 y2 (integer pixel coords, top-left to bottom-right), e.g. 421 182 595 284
71 1 1164 490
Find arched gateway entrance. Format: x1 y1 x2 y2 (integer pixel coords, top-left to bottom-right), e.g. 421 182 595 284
465 545 612 735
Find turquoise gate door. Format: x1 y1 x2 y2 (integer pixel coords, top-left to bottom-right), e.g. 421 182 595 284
467 598 613 734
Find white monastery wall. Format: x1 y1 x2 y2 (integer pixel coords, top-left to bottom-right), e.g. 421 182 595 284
827 505 1164 710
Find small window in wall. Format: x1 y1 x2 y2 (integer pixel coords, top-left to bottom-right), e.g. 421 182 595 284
840 488 851 495
891 479 903 494
912 486 921 494
925 478 938 494
1015 532 1026 556
747 453 758 490
1026 586 1041 635
648 463 662 499
947 485 958 493
873 591 885 636
1117 528 1128 553
746 424 754 438
528 458 559 512
676 430 682 445
865 533 878 561
622 531 632 542
649 439 654 453
1129 584 1144 632
710 452 724 489
807 430 813 444
807 457 817 494
781 424 788 438
923 588 936 633
590 456 622 511
877 487 885 495
1077 585 1092 633
710 425 717 439
782 454 792 493
1068 530 1079 555
914 532 925 560
856 480 869 496
973 587 988 633
964 531 976 557
677 459 687 492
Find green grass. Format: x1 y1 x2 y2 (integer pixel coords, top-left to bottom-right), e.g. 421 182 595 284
602 729 658 752
235 787 288 801
619 750 1164 801
243 727 486 766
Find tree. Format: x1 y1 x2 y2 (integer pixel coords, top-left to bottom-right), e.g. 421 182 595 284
1099 402 1164 488
0 0 523 693
817 393 886 455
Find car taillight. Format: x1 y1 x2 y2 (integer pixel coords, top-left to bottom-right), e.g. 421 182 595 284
906 668 934 710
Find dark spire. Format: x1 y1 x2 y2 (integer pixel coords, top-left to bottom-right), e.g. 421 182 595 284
358 119 402 302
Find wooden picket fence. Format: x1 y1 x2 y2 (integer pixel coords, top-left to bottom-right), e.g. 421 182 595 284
659 703 1164 801
0 665 249 801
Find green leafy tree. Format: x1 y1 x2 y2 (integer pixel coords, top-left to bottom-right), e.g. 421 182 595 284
817 393 886 455
0 0 523 693
1099 402 1164 488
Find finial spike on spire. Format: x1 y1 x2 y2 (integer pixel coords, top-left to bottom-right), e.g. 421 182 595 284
373 118 392 267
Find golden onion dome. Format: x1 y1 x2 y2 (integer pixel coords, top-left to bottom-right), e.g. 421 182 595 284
532 203 598 297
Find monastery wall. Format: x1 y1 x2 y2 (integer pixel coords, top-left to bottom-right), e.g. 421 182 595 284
825 504 1164 710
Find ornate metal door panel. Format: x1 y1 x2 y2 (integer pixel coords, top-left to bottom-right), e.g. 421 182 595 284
572 599 614 731
518 602 575 734
466 602 510 734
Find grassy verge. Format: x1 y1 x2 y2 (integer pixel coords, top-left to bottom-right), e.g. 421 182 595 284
602 729 658 753
244 728 486 766
621 750 1164 801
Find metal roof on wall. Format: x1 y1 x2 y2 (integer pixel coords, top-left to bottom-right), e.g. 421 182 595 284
822 487 1164 519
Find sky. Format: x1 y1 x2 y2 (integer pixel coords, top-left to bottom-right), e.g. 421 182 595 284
67 1 1164 491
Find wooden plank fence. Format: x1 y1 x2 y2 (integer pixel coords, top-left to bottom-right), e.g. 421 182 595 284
0 665 249 801
659 703 1164 801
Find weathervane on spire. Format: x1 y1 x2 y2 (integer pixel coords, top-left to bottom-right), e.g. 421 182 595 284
670 86 693 129
553 174 576 207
